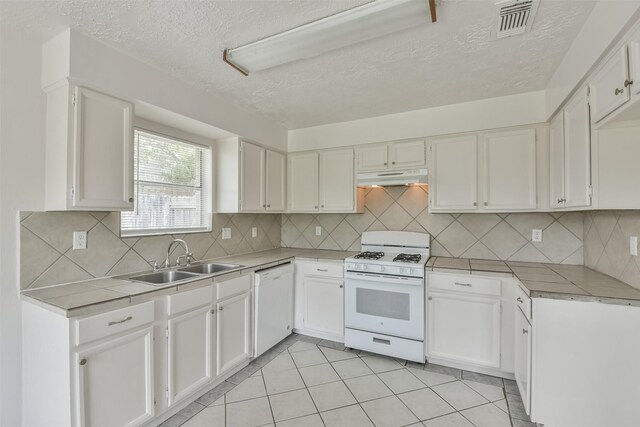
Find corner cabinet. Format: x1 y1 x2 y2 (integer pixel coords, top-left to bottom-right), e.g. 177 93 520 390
549 87 592 210
44 82 134 211
215 138 286 213
288 149 364 213
430 128 537 213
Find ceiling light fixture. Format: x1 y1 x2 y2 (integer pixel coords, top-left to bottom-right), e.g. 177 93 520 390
223 0 437 76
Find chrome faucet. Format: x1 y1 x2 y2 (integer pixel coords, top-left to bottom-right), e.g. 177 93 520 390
165 239 193 268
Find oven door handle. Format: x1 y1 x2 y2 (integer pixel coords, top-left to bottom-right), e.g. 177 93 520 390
344 272 424 286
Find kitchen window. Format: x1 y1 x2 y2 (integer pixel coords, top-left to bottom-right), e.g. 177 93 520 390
121 129 212 236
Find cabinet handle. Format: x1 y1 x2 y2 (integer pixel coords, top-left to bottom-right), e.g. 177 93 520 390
522 329 529 334
107 316 132 326
219 307 224 311
373 337 391 345
392 161 396 165
517 297 524 303
454 282 472 287
263 204 266 208
317 268 329 272
210 309 215 314
128 197 134 203
314 206 318 209
484 202 488 206
267 204 271 208
615 88 624 95
473 202 477 206
428 296 433 300
80 358 87 366
384 162 388 166
625 79 633 87
339 285 343 288
321 205 324 208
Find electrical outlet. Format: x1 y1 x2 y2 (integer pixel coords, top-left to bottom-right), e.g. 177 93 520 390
251 227 257 238
631 236 638 256
73 231 87 250
315 226 322 236
221 228 231 240
532 229 543 243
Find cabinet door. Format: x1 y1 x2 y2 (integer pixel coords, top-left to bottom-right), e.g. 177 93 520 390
288 152 319 212
217 292 251 376
427 292 501 368
357 145 388 171
389 140 426 169
482 129 536 210
265 150 285 211
514 309 532 415
240 141 266 211
590 47 630 123
549 113 565 209
628 28 640 96
430 135 478 211
320 149 355 212
304 277 344 337
76 328 154 427
167 306 214 407
73 86 134 210
563 88 592 208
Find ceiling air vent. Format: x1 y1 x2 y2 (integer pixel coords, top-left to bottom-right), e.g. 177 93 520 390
494 0 539 39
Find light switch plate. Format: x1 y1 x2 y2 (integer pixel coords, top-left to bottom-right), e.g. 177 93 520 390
73 231 87 250
631 236 638 256
251 227 257 238
532 229 543 243
222 228 231 240
315 226 322 236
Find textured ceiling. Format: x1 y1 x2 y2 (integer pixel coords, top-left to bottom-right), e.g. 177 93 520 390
2 0 595 129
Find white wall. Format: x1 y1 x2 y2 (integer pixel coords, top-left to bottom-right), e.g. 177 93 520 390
0 28 47 427
44 29 288 152
545 0 640 118
288 91 546 152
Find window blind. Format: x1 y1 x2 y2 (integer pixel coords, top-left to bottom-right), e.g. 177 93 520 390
121 129 212 236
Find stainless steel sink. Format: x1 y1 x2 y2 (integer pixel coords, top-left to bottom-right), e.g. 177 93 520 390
178 263 242 275
129 270 200 285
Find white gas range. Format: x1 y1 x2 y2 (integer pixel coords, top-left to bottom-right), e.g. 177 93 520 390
344 231 430 362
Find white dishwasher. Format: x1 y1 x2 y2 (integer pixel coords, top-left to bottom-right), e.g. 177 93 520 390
253 263 294 357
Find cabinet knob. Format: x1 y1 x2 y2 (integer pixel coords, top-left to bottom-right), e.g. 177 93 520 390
321 205 324 208
314 206 318 209
219 307 224 311
483 202 488 206
384 162 388 166
128 197 134 203
473 202 477 206
625 79 634 87
428 296 433 300
339 284 343 288
80 358 87 366
615 88 624 95
210 309 215 314
522 329 529 334
263 204 266 208
392 161 396 165
267 204 270 208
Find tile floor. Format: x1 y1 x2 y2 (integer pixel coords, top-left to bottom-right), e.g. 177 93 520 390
159 334 539 427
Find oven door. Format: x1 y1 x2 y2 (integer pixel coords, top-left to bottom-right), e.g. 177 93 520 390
345 272 424 341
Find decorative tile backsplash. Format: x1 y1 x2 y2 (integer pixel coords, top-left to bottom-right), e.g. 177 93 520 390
19 211 280 289
583 211 640 290
281 186 584 265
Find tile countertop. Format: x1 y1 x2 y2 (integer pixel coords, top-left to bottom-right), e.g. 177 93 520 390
21 248 356 318
427 256 640 306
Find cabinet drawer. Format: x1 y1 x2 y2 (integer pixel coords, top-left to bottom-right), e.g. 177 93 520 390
303 262 344 278
428 273 501 296
216 274 252 300
75 301 154 346
167 284 213 317
515 283 532 322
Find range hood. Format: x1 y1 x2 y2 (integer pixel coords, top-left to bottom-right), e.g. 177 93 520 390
357 168 428 187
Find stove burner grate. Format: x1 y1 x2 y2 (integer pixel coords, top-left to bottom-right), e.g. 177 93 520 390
393 253 422 263
353 251 384 260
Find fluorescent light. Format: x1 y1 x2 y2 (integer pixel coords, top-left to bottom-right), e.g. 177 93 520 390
224 0 435 75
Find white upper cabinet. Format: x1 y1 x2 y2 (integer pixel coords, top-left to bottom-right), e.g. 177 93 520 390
320 149 355 212
549 113 565 209
266 150 286 211
356 140 426 172
289 150 364 213
430 135 478 212
216 138 285 213
288 152 320 212
590 47 631 123
240 141 266 211
563 89 592 208
482 129 536 210
357 144 388 171
389 140 427 169
45 83 134 211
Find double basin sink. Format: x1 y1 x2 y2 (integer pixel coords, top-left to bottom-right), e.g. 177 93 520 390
129 262 242 286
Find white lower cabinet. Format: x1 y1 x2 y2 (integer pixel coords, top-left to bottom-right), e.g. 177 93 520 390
76 327 154 427
427 292 501 368
514 306 532 415
217 291 252 376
